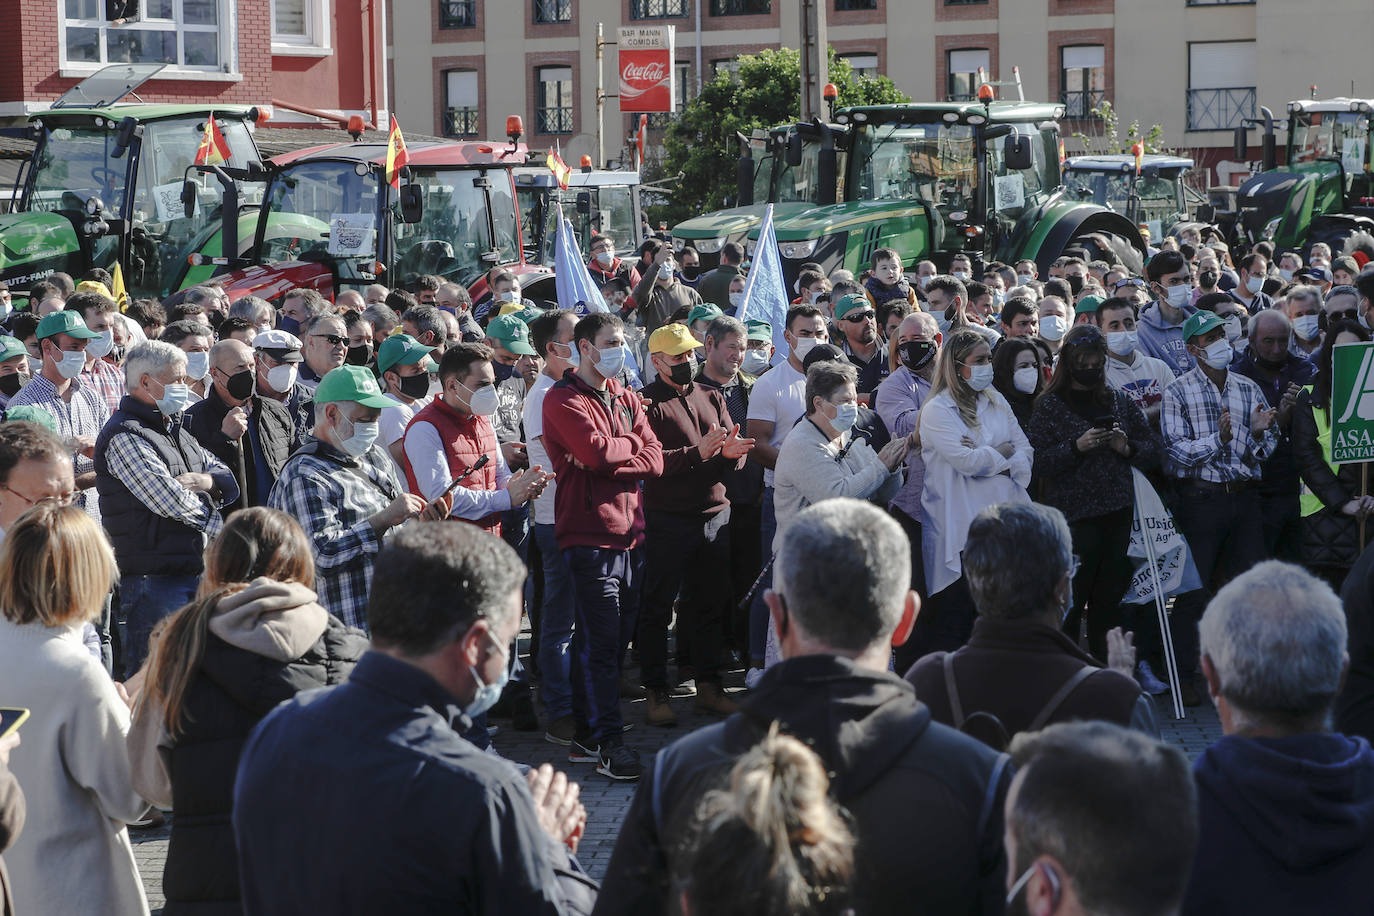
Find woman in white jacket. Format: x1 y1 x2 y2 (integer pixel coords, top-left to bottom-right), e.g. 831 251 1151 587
914 328 1032 661
0 504 150 915
767 360 908 664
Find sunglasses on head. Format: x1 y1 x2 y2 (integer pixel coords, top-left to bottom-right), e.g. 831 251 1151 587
1112 278 1146 290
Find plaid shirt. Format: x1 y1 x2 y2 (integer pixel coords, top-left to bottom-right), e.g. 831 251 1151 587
1161 366 1277 483
81 357 124 414
10 372 110 518
269 437 403 629
104 427 229 541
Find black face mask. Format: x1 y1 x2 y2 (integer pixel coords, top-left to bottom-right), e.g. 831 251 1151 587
225 368 256 401
1070 364 1105 388
0 373 25 397
346 344 373 367
899 340 937 372
1066 274 1085 295
492 360 516 382
397 370 431 400
668 359 695 387
1200 270 1219 288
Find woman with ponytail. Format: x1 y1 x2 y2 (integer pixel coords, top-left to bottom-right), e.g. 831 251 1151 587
677 727 856 916
127 507 368 915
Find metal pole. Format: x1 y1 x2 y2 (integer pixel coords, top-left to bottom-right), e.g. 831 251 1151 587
596 22 605 169
694 0 702 95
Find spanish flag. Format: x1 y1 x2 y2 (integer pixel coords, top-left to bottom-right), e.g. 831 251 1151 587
1132 141 1144 177
194 114 231 166
547 149 571 190
385 115 410 189
111 262 130 313
1058 137 1067 166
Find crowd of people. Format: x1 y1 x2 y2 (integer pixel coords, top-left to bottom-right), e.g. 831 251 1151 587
0 224 1370 914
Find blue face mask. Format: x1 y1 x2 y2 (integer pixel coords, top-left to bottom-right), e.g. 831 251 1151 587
830 401 859 432
278 313 301 335
152 378 194 416
595 345 626 379
464 630 510 720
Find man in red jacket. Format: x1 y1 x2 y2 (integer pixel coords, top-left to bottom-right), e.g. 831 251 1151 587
542 312 664 781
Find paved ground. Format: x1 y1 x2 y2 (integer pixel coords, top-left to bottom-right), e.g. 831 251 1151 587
131 660 1222 913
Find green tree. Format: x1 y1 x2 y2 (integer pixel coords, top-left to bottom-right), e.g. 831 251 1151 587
1070 100 1168 156
650 48 907 227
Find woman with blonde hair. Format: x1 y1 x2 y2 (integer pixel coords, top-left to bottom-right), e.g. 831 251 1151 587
0 504 150 914
128 507 367 914
914 328 1032 663
677 727 855 916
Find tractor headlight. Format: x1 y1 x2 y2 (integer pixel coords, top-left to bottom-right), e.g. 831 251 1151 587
778 238 820 259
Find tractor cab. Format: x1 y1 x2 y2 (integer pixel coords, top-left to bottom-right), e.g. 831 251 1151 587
515 167 644 268
1063 155 1200 240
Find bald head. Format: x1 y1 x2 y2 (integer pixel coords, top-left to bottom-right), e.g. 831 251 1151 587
210 338 256 403
1251 308 1291 337
336 289 366 312
901 311 940 338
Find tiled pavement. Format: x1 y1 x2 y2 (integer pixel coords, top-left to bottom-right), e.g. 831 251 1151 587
131 668 1221 913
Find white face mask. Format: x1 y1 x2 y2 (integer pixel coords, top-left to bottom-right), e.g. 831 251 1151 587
658 261 675 281
1012 366 1039 394
1016 273 1034 286
266 363 297 393
964 362 995 391
790 336 819 362
1038 315 1067 342
459 381 499 416
1223 315 1243 341
1278 268 1294 282
594 345 626 378
1164 283 1193 308
26 356 41 375
1245 275 1264 295
742 349 770 374
952 270 971 282
1293 314 1321 340
337 414 380 457
185 350 210 381
595 251 613 266
729 291 744 310
86 329 114 359
54 347 87 380
1107 329 1138 355
918 275 933 290
1200 339 1233 370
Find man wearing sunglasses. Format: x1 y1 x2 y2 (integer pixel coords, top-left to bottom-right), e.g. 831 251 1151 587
298 314 349 393
1326 285 1361 326
833 293 887 397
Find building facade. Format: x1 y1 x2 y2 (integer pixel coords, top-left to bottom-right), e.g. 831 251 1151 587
391 0 1374 185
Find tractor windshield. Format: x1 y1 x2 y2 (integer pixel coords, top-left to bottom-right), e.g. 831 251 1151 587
393 167 521 287
749 142 774 204
1291 110 1369 175
851 122 977 211
984 122 1054 219
26 126 130 215
260 160 381 285
772 137 824 204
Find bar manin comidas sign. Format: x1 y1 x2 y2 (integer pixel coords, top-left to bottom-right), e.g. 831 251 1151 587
617 25 676 113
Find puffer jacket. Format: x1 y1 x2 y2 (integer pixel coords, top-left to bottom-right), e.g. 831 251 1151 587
128 579 367 915
1293 390 1374 573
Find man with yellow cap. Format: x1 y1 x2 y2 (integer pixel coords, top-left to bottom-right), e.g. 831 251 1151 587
638 323 754 727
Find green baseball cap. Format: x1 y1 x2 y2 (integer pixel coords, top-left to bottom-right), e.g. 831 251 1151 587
513 305 543 325
687 303 724 327
0 337 28 363
2 406 56 432
1181 310 1225 342
35 310 100 341
745 319 773 342
1074 295 1106 316
834 293 872 320
485 314 537 356
313 365 395 408
376 333 435 376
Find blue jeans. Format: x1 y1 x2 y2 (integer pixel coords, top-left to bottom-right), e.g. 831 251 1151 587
565 545 643 744
748 487 777 664
121 574 200 674
535 524 576 720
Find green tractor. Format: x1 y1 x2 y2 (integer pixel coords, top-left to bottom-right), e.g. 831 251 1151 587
1 64 266 303
1224 98 1374 256
670 119 846 270
1062 154 1207 243
757 98 1146 287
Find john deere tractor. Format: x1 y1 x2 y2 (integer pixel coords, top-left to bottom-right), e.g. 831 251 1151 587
0 64 266 302
757 96 1146 288
1225 98 1374 257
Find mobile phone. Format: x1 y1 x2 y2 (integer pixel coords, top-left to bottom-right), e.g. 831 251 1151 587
1092 415 1115 430
0 708 29 740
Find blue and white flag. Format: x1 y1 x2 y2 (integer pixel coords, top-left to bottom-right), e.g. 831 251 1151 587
738 203 790 362
554 203 608 316
1124 469 1203 604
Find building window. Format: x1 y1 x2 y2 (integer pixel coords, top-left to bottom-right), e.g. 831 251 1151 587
439 0 476 28
61 0 228 70
444 69 480 137
947 48 990 101
1060 45 1105 118
835 0 877 9
713 57 742 79
944 0 988 4
533 0 572 23
1187 41 1256 130
646 62 691 129
710 0 770 15
842 53 879 78
271 0 330 52
1187 0 1255 5
632 0 688 16
536 66 574 134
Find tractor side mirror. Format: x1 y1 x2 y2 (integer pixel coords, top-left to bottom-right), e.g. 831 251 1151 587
576 191 591 215
1233 126 1248 161
1196 204 1216 224
736 154 754 206
181 178 196 219
399 183 424 224
786 131 803 168
1004 131 1033 172
112 116 138 160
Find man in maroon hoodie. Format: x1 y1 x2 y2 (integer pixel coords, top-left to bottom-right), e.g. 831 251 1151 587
542 311 664 781
588 235 641 314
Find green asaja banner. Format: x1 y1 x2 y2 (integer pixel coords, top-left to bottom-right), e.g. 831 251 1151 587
1332 341 1374 464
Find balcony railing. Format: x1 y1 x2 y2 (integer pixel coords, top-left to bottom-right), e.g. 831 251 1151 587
709 0 770 15
835 0 878 9
534 0 572 22
1187 0 1255 5
438 0 475 28
1061 89 1106 119
444 107 480 137
1187 87 1255 131
632 0 688 17
536 106 574 134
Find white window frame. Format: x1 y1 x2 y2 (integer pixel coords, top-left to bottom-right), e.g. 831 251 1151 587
57 0 240 80
842 53 879 78
272 0 333 57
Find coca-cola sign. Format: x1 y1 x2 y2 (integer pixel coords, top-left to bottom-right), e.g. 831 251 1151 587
618 25 676 113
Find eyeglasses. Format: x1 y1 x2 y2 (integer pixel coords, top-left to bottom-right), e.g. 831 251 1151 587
842 310 876 323
312 334 348 347
1112 278 1146 291
1330 309 1358 322
2 484 75 507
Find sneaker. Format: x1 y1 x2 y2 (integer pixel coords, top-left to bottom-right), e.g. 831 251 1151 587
1136 660 1169 696
544 714 577 746
745 667 764 689
668 678 697 698
695 681 740 717
597 739 642 781
645 688 678 727
619 674 647 700
569 735 599 763
1180 676 1204 708
130 809 166 830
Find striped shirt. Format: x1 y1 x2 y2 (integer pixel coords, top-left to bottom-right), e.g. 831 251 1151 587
103 425 228 542
10 372 110 518
1161 366 1277 483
